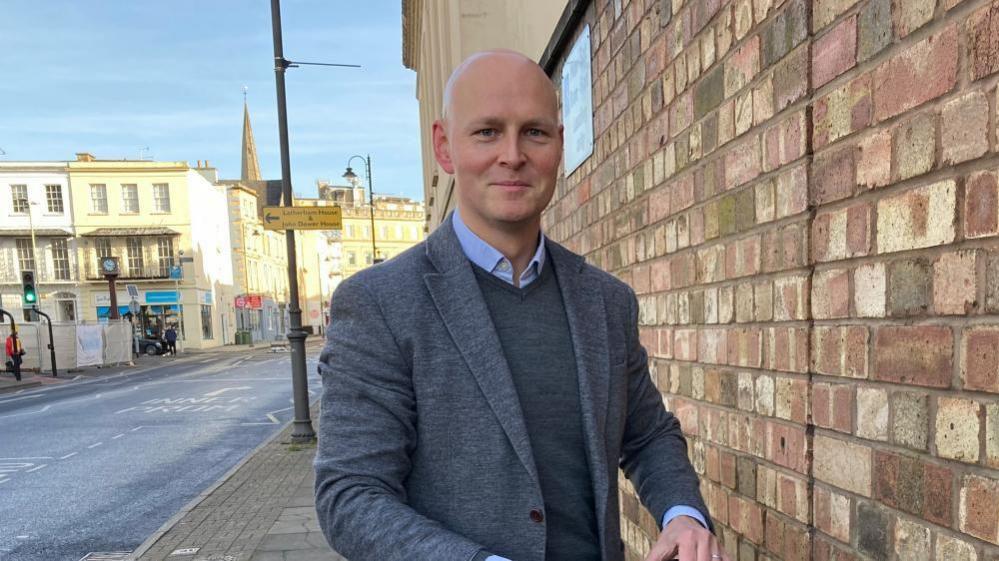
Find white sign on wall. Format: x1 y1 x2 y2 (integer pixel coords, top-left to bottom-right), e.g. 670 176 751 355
561 24 595 176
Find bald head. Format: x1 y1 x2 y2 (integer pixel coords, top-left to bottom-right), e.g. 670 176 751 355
441 50 559 122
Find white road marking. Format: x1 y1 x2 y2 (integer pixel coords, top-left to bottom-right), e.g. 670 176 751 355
0 457 53 460
87 442 103 449
60 452 78 460
0 478 9 484
0 394 44 404
130 426 144 431
112 433 125 439
25 464 47 473
204 386 252 397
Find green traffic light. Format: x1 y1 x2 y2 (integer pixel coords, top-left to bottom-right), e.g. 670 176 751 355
25 293 36 303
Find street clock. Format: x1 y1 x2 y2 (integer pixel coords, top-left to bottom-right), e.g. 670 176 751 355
100 256 120 276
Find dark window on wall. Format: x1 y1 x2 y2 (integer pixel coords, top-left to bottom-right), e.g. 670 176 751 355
45 184 64 213
201 305 213 340
52 239 70 280
126 237 143 276
15 238 35 272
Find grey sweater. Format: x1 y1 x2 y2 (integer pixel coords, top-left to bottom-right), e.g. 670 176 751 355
472 260 600 561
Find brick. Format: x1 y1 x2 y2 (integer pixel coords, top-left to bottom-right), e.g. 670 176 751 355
761 0 808 68
774 44 809 112
856 387 888 440
725 35 760 98
942 91 990 165
724 136 761 189
768 422 807 473
813 74 873 149
854 262 887 318
858 0 892 62
990 402 999 468
774 274 808 321
753 78 775 127
969 2 999 81
775 165 808 218
963 327 999 393
812 268 851 319
872 25 959 122
844 326 870 379
756 374 775 416
966 170 999 239
812 203 871 263
891 391 929 450
815 486 851 542
877 180 957 254
694 66 725 120
814 434 871 496
935 397 982 463
733 0 754 40
856 501 891 560
811 147 856 205
894 517 930 560
892 111 936 181
813 15 858 88
888 258 932 317
814 0 860 32
735 90 754 137
924 462 955 526
856 130 891 189
934 251 977 316
892 0 935 38
935 534 980 561
873 326 953 388
961 474 999 543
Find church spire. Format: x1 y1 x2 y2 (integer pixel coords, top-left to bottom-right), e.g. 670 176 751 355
240 91 262 183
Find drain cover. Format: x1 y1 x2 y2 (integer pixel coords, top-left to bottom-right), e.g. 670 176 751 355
79 554 131 561
170 547 200 556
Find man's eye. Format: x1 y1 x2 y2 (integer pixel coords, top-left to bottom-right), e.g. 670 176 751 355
525 128 547 137
474 129 496 137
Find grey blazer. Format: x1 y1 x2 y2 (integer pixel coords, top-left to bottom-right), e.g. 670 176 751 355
314 213 708 561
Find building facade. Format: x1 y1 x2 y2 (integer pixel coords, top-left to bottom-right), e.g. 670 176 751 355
0 162 79 322
401 0 568 228
67 154 234 350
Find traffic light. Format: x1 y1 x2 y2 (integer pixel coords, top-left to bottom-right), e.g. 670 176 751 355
21 270 37 306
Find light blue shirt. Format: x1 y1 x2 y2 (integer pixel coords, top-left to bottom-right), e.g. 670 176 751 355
451 210 708 559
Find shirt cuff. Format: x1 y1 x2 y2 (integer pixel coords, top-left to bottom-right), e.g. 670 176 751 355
662 505 708 530
484 556 511 561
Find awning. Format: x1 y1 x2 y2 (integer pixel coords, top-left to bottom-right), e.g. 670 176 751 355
0 228 73 237
81 227 180 237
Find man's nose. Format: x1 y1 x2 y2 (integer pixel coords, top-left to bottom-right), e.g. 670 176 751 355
497 134 526 167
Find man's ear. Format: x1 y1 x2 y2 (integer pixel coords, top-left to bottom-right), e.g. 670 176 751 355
432 120 455 175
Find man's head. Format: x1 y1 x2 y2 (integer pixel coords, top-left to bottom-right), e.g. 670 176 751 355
433 50 563 237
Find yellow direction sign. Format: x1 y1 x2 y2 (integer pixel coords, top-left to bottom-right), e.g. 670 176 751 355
262 205 342 231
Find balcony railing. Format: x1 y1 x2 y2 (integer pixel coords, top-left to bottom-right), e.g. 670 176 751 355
84 262 172 281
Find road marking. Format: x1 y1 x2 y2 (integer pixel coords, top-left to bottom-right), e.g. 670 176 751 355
0 394 44 404
112 433 125 440
204 386 252 397
87 442 103 449
0 478 8 484
25 464 47 473
60 452 78 460
0 457 54 460
130 426 144 431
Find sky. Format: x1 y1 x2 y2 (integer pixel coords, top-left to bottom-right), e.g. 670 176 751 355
0 0 424 201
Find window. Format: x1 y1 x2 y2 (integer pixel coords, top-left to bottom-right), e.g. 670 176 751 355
126 237 144 276
395 225 403 239
347 252 356 266
157 237 174 276
52 239 70 280
153 183 171 212
365 252 373 265
346 225 355 238
201 305 214 340
90 184 108 214
121 184 139 213
95 237 112 259
10 185 28 213
45 185 64 213
15 239 35 272
380 225 389 239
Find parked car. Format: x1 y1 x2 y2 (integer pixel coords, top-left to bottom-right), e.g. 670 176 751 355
136 337 166 356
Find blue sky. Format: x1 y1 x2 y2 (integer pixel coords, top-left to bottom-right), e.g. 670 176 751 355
0 0 424 201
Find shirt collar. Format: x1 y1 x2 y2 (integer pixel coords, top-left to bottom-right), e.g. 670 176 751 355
452 210 546 285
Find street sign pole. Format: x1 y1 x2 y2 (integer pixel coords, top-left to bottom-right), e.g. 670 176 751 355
270 0 315 442
31 306 57 377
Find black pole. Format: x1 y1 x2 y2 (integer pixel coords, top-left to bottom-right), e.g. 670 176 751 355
366 155 377 262
270 0 315 442
0 308 17 382
32 306 57 377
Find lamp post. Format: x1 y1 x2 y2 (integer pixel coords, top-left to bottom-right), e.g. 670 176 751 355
343 155 379 264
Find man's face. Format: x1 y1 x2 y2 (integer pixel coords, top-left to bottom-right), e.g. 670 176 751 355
433 53 563 235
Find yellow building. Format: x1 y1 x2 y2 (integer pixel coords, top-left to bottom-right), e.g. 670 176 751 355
67 153 235 350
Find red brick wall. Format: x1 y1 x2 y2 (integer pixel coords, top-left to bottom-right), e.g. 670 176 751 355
542 0 999 559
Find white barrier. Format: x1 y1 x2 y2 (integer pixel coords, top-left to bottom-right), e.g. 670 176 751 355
0 319 133 372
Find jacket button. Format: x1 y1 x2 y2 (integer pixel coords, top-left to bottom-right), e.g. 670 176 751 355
529 509 544 523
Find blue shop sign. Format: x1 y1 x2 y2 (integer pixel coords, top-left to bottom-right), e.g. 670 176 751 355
145 291 178 304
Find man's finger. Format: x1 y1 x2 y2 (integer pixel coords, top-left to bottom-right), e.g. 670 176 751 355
643 542 677 561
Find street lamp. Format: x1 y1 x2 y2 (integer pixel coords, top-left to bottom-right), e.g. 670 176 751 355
343 155 379 264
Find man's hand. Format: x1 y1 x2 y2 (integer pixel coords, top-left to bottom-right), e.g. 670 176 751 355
643 515 732 561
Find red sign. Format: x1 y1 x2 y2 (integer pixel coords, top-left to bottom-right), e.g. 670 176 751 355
235 296 247 309
246 295 263 310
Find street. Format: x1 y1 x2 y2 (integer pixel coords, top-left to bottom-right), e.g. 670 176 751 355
0 348 321 561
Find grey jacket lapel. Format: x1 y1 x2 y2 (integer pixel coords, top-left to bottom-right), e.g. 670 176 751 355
547 241 612 536
423 214 539 483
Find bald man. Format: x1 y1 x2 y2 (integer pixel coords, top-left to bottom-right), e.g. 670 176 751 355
315 50 728 561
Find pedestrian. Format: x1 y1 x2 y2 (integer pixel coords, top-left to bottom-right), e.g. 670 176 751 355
5 330 25 382
164 325 177 356
314 50 729 561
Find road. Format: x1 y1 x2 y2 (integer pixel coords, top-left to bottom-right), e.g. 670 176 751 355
0 348 322 561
